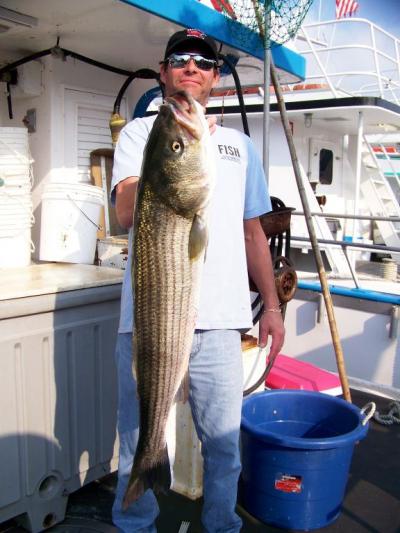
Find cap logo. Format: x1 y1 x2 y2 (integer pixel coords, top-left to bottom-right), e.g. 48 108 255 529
185 29 205 39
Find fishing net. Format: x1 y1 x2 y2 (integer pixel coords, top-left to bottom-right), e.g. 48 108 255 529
217 0 314 47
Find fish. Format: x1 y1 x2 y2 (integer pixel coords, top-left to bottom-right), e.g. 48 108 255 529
123 91 214 509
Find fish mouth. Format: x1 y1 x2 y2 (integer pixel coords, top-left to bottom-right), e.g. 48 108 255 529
164 91 203 140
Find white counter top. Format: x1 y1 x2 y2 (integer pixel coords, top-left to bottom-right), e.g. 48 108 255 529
0 263 124 301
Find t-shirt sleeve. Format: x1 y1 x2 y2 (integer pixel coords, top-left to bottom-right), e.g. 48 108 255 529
243 136 272 219
110 118 151 206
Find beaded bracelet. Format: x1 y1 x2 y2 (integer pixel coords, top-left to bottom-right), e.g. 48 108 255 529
263 307 281 313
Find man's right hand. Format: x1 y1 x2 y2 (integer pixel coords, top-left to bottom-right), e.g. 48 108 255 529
115 176 139 229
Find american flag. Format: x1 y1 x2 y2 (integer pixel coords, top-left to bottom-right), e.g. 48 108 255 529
336 0 359 18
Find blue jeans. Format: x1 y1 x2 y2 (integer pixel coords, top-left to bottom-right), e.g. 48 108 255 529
112 330 243 533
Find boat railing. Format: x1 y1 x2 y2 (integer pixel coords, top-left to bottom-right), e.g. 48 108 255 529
369 141 400 198
294 18 400 105
364 137 400 205
291 211 400 289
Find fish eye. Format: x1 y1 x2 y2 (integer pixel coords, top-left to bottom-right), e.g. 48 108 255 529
171 140 182 153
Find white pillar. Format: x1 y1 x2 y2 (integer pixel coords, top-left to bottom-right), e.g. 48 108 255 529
353 111 364 239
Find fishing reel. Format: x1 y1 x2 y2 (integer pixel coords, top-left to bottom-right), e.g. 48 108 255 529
250 256 297 325
250 196 297 326
273 255 297 304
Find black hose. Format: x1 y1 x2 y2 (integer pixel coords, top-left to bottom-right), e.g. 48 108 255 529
218 53 250 137
61 48 134 77
243 353 277 397
113 68 160 115
0 46 135 79
0 48 54 77
6 81 12 119
0 46 160 120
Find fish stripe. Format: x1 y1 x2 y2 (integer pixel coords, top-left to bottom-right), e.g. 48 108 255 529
133 184 198 464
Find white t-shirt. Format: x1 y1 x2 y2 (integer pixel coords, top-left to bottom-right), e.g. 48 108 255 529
111 115 271 333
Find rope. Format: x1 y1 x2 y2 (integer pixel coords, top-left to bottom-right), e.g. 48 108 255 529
0 136 35 188
0 137 34 165
373 401 400 425
0 188 35 224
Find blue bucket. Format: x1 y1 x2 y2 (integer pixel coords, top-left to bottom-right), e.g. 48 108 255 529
241 390 369 530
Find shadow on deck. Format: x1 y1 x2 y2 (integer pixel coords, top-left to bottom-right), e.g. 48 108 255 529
1 390 399 533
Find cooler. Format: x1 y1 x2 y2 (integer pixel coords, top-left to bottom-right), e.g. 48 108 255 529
266 354 342 396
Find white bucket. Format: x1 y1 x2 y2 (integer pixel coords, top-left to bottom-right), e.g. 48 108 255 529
0 192 33 211
0 183 32 198
0 168 31 179
0 128 32 166
39 182 104 264
0 215 32 268
1 183 32 196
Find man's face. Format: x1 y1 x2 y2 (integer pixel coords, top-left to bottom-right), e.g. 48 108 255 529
160 45 220 106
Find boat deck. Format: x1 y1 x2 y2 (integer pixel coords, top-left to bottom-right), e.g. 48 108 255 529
0 390 399 533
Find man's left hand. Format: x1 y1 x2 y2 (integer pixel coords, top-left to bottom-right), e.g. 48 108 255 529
206 115 217 135
258 309 285 360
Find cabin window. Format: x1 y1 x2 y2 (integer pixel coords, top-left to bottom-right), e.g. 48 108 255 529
319 149 333 185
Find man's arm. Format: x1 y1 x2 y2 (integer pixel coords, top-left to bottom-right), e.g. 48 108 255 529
244 217 285 357
115 176 139 229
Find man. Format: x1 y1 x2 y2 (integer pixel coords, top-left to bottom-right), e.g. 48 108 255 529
111 28 285 532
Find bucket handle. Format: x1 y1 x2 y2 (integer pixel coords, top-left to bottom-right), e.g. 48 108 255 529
67 194 103 231
360 402 376 425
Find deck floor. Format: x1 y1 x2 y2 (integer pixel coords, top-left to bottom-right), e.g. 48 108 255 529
1 390 399 533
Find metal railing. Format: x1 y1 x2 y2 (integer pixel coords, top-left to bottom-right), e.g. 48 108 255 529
291 211 400 288
294 18 400 105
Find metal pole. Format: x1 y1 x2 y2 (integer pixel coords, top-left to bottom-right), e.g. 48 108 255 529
251 0 271 182
263 47 271 182
249 2 352 401
270 60 352 402
354 112 364 226
352 111 364 258
263 3 271 182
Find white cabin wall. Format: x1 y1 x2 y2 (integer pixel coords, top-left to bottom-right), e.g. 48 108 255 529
35 56 119 256
347 134 372 239
0 60 52 260
1 53 156 258
0 87 9 124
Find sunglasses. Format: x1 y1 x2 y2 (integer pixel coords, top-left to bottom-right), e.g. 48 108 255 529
164 53 218 71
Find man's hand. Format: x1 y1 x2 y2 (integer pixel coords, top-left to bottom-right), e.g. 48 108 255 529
115 176 139 229
258 309 285 361
206 115 217 135
244 216 285 360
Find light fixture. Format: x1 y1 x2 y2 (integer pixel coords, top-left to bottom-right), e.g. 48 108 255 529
304 113 313 128
0 6 38 29
376 123 400 133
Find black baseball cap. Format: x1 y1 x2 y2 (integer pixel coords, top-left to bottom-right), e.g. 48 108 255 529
164 28 218 61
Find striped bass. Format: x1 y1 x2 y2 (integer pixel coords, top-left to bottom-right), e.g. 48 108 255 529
123 91 214 508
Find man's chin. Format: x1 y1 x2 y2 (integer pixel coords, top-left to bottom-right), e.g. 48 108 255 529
177 86 204 103
179 81 201 91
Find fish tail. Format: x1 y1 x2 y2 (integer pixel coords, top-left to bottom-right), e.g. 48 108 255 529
122 446 171 510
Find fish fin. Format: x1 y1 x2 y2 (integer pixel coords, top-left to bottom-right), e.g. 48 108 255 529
174 370 190 403
189 214 208 260
122 447 171 511
131 334 140 399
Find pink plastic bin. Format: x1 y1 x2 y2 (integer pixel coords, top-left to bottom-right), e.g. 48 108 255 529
266 354 342 396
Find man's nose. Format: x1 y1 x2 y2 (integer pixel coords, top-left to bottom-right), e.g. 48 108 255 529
184 57 198 72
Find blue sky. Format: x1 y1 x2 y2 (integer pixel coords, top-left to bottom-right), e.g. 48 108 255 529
304 0 400 37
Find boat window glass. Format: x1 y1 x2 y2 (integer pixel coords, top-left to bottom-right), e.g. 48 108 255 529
319 149 333 185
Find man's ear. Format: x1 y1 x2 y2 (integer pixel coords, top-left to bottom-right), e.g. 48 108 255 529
211 68 221 89
160 64 167 84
